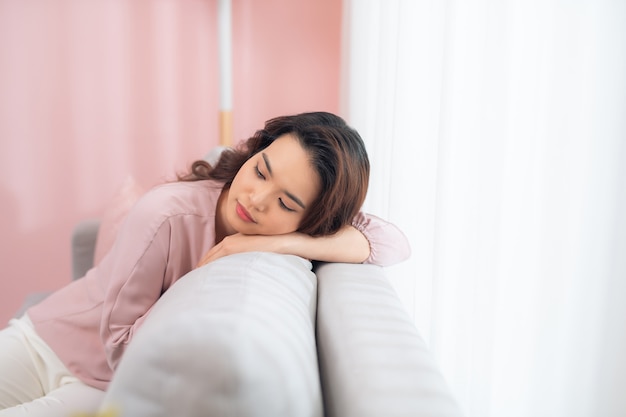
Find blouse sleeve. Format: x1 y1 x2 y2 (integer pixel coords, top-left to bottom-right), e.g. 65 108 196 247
97 190 176 371
351 212 411 267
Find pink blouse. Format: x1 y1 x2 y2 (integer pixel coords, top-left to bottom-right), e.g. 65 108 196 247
27 180 410 390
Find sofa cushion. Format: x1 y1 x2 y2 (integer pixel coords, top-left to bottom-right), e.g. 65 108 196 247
99 252 323 417
315 262 463 417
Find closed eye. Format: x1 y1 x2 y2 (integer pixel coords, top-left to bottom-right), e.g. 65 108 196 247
279 198 296 212
255 164 266 180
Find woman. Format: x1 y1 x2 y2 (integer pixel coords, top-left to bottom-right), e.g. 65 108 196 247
0 111 410 416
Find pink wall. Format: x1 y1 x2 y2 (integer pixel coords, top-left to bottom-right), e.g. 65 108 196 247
0 0 342 324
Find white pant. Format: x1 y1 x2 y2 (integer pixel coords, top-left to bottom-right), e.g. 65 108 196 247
0 315 105 416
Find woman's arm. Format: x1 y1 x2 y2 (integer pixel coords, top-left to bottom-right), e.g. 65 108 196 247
197 212 411 267
98 187 186 371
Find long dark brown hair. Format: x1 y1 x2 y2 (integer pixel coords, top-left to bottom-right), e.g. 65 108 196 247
179 111 370 236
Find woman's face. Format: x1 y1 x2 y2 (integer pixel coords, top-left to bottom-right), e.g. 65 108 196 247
224 133 321 236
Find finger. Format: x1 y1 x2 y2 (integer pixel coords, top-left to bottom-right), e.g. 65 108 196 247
195 245 219 268
201 244 224 265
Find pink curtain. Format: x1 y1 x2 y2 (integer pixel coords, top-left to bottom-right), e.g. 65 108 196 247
0 0 341 323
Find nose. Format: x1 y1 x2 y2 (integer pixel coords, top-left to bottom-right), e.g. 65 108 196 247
249 185 271 212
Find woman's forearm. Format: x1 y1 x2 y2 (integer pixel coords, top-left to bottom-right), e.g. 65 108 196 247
196 226 370 267
287 225 370 263
198 211 412 267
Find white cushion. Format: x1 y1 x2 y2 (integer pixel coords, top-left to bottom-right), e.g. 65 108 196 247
315 262 463 417
100 252 323 417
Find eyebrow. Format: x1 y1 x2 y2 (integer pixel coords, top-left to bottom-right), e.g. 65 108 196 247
261 152 306 209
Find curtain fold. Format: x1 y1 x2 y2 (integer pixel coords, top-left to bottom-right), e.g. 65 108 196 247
343 1 626 416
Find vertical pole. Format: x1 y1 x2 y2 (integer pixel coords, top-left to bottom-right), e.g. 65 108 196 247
218 0 233 146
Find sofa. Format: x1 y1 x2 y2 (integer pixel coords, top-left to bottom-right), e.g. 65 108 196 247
16 148 463 416
40 219 459 417
16 217 464 417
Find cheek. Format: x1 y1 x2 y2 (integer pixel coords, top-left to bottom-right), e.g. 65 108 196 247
266 213 303 234
231 161 254 188
229 173 244 191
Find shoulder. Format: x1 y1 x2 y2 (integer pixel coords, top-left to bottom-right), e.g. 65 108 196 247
126 180 224 228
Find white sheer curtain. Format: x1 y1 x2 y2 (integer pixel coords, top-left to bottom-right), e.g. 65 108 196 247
342 1 626 416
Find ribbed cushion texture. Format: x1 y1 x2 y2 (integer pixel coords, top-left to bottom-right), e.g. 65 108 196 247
99 252 323 417
315 262 463 417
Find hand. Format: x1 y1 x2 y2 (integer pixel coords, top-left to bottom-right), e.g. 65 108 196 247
195 233 293 268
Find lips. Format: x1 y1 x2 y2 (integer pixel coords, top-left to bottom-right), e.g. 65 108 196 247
235 202 256 223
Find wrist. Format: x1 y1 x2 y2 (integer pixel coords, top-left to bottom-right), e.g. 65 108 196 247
281 232 312 258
